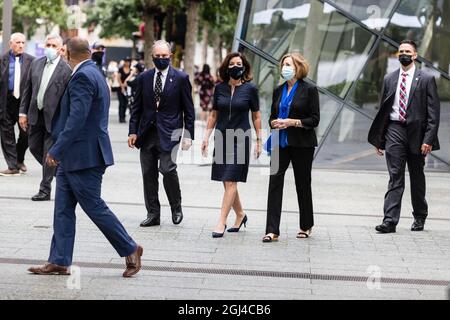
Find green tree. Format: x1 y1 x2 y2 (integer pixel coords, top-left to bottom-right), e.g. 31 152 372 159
0 0 67 39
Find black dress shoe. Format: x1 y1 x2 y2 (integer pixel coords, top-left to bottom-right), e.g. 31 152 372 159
140 217 160 227
411 218 425 231
172 210 183 225
31 192 50 201
375 222 396 233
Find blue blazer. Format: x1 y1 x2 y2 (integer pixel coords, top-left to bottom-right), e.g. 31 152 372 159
49 60 114 172
128 66 195 151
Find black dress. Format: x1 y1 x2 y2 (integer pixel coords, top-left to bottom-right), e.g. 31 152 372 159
211 82 259 182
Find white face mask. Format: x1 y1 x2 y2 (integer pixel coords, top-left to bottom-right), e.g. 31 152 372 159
44 47 58 61
281 65 295 81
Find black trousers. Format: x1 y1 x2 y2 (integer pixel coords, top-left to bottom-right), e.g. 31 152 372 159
0 93 28 170
265 146 315 235
117 91 128 122
383 122 428 225
139 127 182 218
28 110 56 195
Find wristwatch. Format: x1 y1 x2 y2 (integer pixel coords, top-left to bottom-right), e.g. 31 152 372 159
295 120 301 127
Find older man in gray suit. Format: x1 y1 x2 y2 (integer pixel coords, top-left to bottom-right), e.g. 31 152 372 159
19 34 72 201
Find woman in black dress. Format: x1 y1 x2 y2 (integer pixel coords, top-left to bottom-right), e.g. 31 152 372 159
262 52 320 242
201 52 262 238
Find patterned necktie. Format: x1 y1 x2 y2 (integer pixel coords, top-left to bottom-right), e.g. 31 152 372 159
398 72 408 122
13 56 21 99
155 71 163 107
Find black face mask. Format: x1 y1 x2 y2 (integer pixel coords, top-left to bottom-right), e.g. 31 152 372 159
399 54 413 67
153 57 170 70
91 51 104 65
228 66 245 80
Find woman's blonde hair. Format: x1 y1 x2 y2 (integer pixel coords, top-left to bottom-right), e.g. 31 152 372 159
280 52 309 80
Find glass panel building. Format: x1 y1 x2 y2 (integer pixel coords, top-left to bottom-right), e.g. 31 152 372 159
234 0 450 171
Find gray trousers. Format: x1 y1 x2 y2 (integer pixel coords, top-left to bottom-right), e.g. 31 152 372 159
28 110 56 195
383 122 428 225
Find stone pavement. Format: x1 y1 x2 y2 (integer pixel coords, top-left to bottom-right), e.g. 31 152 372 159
0 101 449 300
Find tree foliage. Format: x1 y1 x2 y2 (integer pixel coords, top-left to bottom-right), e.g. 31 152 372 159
1 0 67 38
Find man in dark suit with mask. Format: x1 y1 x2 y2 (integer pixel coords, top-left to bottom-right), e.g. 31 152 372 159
128 40 195 227
368 40 440 233
0 33 34 176
19 34 72 201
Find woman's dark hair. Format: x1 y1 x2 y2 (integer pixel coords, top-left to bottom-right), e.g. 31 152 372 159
202 64 211 75
218 52 253 83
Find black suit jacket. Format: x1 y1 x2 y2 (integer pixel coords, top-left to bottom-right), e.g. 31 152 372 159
269 79 320 148
368 67 440 153
20 56 72 132
129 66 195 151
0 52 34 119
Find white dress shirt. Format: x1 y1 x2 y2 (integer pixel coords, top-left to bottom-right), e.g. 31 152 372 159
153 67 169 92
37 56 61 110
390 64 416 121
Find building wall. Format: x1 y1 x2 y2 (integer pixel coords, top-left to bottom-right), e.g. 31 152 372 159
235 0 450 171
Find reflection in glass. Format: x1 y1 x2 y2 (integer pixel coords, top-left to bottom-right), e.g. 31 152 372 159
244 0 377 98
328 0 398 30
385 0 450 75
422 66 450 165
316 94 342 145
242 48 280 129
314 107 387 170
347 40 398 117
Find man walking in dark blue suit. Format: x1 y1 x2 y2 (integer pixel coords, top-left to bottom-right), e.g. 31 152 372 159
28 38 143 278
128 40 195 227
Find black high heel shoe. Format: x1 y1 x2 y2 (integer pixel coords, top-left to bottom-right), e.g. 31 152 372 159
227 215 247 233
212 225 227 238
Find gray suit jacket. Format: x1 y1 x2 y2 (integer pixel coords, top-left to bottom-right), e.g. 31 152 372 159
0 52 34 119
20 56 72 132
368 67 440 154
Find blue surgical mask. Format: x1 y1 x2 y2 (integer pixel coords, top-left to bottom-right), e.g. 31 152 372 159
44 47 58 61
281 65 295 81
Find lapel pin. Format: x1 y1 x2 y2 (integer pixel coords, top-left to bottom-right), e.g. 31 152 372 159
170 78 173 82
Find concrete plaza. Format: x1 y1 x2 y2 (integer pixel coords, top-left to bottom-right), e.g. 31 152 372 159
0 101 449 300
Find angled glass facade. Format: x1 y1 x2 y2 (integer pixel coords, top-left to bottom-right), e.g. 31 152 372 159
235 0 450 171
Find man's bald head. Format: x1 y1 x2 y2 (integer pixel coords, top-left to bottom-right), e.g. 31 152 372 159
67 37 91 60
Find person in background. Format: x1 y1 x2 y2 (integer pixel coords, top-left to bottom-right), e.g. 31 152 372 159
195 64 215 122
91 41 106 77
125 63 145 112
263 52 320 242
116 57 131 123
0 33 34 176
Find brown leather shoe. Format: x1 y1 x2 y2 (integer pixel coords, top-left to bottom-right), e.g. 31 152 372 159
0 168 21 176
17 163 27 173
28 262 70 275
123 245 143 278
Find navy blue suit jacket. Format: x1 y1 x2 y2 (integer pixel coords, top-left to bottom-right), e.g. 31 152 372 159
128 66 195 151
49 60 114 172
